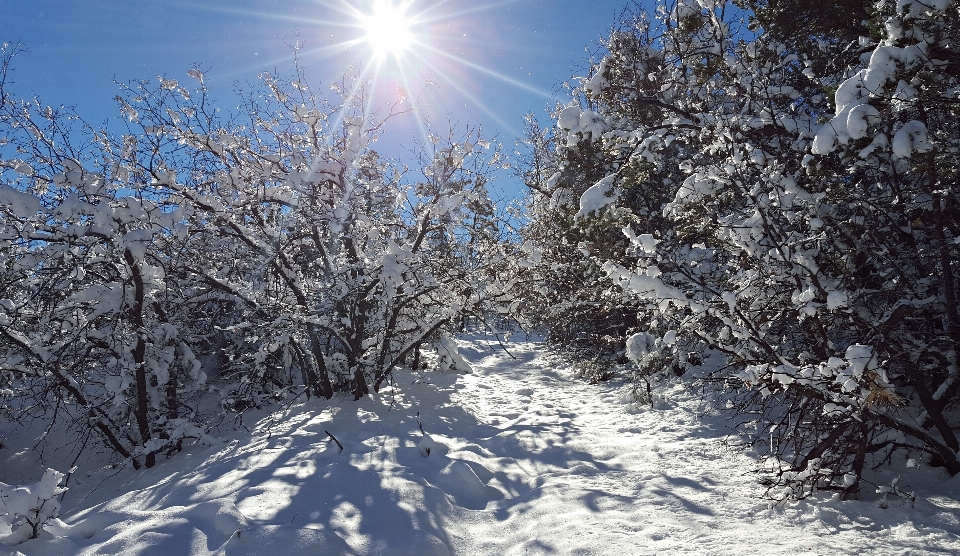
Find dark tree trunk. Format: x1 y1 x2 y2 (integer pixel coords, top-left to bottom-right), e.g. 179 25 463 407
125 248 154 469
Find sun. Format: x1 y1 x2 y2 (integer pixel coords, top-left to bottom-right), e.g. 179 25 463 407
360 1 415 60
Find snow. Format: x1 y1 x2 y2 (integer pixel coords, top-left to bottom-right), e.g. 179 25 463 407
576 175 618 219
557 106 581 131
845 344 875 377
846 103 880 140
584 59 609 97
417 433 438 458
811 4 941 160
622 226 659 255
892 120 931 158
896 0 951 18
557 106 606 146
625 331 656 362
0 469 66 545
0 184 41 218
826 291 848 310
2 336 960 555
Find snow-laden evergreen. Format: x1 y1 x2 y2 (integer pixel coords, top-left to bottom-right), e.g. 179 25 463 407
520 0 960 498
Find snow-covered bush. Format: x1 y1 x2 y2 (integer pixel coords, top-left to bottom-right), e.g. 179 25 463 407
513 113 653 378
0 43 509 468
533 0 960 499
0 468 66 544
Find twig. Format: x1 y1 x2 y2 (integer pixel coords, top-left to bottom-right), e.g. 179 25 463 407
264 385 310 440
416 412 426 436
471 311 517 359
325 430 343 453
61 428 93 497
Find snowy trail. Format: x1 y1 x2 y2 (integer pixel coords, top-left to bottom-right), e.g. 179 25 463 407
5 338 960 555
447 340 960 555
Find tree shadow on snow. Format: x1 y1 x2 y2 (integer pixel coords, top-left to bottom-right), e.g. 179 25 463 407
56 365 618 556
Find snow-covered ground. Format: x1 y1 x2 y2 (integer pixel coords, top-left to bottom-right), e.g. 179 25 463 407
3 336 960 555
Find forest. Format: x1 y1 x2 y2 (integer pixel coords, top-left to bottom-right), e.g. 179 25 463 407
1 0 959 550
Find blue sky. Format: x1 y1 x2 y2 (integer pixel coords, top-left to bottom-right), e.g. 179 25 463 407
0 0 639 196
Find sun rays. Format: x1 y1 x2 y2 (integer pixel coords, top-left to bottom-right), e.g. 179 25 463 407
342 0 559 147
184 0 554 147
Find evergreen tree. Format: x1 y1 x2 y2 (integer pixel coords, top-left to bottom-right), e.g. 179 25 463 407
526 0 960 498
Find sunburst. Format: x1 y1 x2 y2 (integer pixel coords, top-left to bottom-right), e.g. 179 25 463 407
359 1 416 60
180 1 554 141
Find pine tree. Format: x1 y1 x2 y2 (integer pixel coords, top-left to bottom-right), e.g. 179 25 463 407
530 0 960 498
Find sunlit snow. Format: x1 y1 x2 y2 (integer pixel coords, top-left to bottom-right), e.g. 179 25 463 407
2 335 958 555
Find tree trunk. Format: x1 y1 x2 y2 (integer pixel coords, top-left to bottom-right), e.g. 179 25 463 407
125 248 154 469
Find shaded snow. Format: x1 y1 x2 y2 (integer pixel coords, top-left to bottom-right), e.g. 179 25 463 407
2 337 960 555
892 120 931 158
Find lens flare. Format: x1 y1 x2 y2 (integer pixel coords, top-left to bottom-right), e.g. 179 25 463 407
360 1 414 60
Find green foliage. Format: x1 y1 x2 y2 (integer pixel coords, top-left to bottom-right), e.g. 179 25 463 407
520 0 960 501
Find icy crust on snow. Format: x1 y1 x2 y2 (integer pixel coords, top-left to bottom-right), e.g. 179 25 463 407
3 338 960 555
